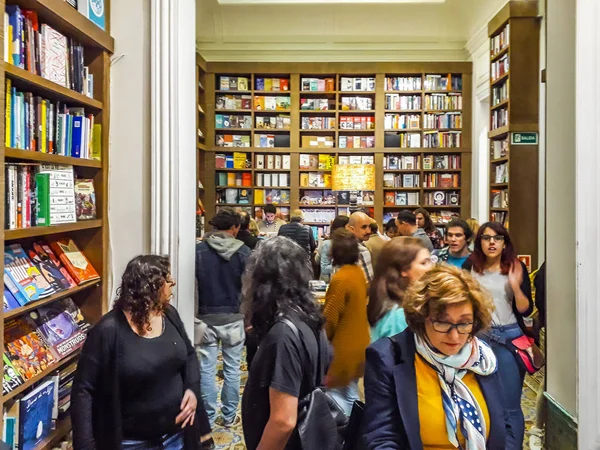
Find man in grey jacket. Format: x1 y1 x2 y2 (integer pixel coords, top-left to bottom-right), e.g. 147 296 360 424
395 209 434 252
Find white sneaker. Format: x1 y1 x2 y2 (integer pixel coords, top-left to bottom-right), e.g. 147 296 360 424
529 426 544 450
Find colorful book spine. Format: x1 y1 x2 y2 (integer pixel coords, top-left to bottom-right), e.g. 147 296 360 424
35 173 50 226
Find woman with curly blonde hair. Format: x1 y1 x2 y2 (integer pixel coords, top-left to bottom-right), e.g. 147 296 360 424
362 265 512 450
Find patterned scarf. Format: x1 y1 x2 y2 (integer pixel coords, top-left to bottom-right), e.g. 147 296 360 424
415 334 497 450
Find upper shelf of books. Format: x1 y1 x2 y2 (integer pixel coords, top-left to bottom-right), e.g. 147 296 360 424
6 0 113 52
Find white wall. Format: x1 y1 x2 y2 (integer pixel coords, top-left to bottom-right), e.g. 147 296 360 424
546 0 577 416
108 0 152 301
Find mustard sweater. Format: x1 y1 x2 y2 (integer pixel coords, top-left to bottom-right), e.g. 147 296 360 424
323 264 370 388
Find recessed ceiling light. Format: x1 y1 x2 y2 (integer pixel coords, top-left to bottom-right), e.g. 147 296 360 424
218 0 445 3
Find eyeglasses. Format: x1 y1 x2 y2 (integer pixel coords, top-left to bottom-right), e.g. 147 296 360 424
481 234 505 242
429 319 474 335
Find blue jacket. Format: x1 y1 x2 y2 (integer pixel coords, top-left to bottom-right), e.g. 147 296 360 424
362 329 512 449
195 232 250 315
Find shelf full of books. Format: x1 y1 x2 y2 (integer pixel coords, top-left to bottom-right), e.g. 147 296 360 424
487 1 540 267
200 62 472 229
1 0 113 445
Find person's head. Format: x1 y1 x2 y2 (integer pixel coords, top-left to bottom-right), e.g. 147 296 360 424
445 219 473 255
113 255 175 333
249 218 259 237
385 218 398 238
242 237 324 338
331 229 359 267
209 207 241 237
347 211 372 242
395 210 417 236
470 222 516 274
465 218 480 242
369 220 379 238
239 211 251 231
404 265 494 356
329 215 350 237
368 237 433 326
414 208 435 233
290 209 304 223
263 204 277 224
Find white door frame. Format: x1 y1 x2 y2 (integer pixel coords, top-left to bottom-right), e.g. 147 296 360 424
149 0 197 335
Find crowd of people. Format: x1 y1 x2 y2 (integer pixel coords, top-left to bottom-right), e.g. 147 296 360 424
70 204 545 450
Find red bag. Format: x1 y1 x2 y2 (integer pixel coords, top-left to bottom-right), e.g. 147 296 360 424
509 335 545 375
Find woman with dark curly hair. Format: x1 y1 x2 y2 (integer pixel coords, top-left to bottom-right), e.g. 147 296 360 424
71 255 213 450
241 237 329 450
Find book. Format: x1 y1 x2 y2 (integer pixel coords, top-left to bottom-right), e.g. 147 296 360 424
19 379 55 449
74 179 96 220
4 288 20 312
4 244 54 305
24 244 70 292
28 303 86 359
58 297 91 333
3 353 24 395
78 0 106 30
4 317 56 380
48 239 100 285
32 242 77 289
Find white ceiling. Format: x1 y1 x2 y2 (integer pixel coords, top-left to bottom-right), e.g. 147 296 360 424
196 0 509 61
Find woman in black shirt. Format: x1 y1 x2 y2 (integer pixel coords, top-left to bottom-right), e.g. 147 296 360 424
71 255 213 450
241 237 329 450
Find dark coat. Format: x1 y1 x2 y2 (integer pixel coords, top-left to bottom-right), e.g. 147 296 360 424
277 221 316 254
71 305 206 450
361 330 512 449
236 229 259 250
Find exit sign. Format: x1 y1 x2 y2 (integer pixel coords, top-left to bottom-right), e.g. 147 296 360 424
511 132 538 145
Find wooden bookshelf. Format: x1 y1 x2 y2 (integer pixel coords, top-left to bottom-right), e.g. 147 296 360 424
488 1 540 267
0 0 112 442
198 62 472 229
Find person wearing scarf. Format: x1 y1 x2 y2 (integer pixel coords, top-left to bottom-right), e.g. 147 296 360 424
362 264 514 450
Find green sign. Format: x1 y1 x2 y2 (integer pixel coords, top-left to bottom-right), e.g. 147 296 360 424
511 132 538 145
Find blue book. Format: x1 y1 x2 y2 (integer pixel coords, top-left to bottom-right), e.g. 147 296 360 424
19 380 55 450
3 287 20 311
4 244 52 305
71 116 83 158
5 5 21 68
78 0 105 30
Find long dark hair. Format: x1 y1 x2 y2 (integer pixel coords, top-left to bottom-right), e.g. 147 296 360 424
327 215 350 239
242 237 325 338
113 255 171 333
469 221 517 275
367 237 426 326
414 208 436 234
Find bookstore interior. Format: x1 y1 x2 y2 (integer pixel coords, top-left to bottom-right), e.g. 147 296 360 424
0 0 592 448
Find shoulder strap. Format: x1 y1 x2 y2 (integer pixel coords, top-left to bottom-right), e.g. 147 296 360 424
280 318 320 391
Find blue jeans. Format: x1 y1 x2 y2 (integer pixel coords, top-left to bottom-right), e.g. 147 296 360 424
482 324 525 450
121 431 183 450
197 319 245 425
329 379 360 416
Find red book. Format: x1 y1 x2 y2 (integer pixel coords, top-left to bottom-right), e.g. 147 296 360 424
48 239 100 285
242 172 252 187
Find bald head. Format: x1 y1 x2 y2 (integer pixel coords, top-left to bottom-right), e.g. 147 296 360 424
347 212 372 242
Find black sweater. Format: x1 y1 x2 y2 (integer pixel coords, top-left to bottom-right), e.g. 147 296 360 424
71 305 205 450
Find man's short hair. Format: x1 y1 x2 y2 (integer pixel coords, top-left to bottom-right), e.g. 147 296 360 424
396 210 416 226
263 204 277 215
369 222 379 233
209 207 241 231
240 212 251 230
445 219 473 241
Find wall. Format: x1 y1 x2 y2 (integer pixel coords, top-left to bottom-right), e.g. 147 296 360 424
545 0 577 418
108 0 152 301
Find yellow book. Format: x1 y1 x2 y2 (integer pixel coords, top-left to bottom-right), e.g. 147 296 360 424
5 78 11 147
318 154 328 170
227 172 236 186
233 152 246 169
265 78 272 92
254 189 264 205
41 100 47 153
91 124 102 160
324 173 332 188
327 155 335 169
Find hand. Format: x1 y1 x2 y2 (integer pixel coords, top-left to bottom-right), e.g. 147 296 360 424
508 261 523 290
175 389 197 429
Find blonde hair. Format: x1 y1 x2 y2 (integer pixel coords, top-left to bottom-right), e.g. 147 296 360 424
403 264 494 338
249 218 259 237
465 218 480 241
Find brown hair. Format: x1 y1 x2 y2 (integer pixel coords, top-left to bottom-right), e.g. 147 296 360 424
403 265 494 338
367 237 426 326
414 208 436 234
331 228 359 266
470 221 516 275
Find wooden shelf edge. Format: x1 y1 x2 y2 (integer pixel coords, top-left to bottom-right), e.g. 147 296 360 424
5 147 102 168
3 351 81 402
4 63 103 110
491 100 509 111
36 417 72 450
489 126 509 139
490 47 510 63
4 219 103 240
4 280 100 320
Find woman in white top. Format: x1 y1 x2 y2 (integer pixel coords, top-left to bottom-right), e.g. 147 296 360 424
462 221 533 449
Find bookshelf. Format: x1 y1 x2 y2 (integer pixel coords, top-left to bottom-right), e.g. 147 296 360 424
199 63 472 229
488 1 540 266
0 0 113 444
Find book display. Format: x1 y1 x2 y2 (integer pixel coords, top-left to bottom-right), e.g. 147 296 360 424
488 1 540 266
0 0 113 446
199 63 472 226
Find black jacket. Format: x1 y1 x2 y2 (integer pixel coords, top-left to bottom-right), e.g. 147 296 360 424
277 221 316 254
236 229 259 250
71 305 206 450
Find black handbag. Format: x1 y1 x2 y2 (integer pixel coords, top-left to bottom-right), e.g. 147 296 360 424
280 318 349 450
343 401 365 450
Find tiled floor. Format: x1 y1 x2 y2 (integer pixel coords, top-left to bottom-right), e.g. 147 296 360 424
208 354 544 450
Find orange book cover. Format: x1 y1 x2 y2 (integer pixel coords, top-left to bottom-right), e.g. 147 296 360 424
48 239 100 285
325 78 335 92
242 172 252 187
280 79 289 91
